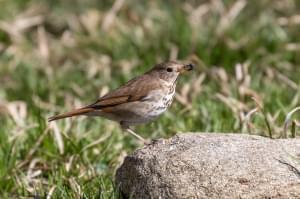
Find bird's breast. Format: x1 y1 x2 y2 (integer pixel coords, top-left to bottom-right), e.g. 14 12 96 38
146 84 176 117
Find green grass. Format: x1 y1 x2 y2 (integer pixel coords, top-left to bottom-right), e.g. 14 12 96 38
0 0 299 198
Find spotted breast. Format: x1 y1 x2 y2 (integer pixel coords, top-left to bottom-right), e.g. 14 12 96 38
147 83 176 118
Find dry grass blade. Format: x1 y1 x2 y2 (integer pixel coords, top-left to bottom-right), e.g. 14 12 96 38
187 3 209 27
27 158 41 179
26 169 42 182
169 44 179 60
101 0 125 31
278 15 300 26
80 9 101 35
235 63 245 83
0 15 44 42
283 107 300 138
69 177 82 199
285 43 300 51
234 62 261 101
81 132 111 152
65 155 75 173
49 122 64 155
275 70 298 90
191 73 206 97
251 96 263 111
6 123 38 142
37 25 49 61
175 84 192 107
217 0 247 35
5 101 27 127
33 96 59 112
294 120 300 127
243 107 259 134
251 97 273 138
210 67 230 95
47 185 57 199
216 93 248 113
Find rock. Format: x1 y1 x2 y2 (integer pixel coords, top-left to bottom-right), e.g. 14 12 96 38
115 133 300 199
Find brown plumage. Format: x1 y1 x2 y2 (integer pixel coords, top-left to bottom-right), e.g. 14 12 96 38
48 107 93 121
48 61 194 142
48 74 162 121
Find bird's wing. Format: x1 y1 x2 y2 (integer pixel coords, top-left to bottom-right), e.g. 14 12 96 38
86 74 161 109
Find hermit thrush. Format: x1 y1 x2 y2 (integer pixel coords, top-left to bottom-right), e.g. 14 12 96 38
48 61 194 143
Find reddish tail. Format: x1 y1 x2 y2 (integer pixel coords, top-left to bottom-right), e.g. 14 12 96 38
48 107 93 122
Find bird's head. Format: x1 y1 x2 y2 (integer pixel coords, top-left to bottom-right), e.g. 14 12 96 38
148 61 194 84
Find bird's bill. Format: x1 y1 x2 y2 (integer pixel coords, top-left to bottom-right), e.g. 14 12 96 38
178 63 194 73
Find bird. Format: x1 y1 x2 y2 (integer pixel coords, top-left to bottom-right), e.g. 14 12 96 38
48 61 194 143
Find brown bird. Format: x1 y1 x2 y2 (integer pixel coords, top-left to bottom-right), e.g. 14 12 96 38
48 61 194 143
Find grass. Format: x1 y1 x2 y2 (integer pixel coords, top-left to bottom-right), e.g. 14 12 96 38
0 0 299 198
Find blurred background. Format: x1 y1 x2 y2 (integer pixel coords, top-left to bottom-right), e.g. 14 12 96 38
0 0 299 197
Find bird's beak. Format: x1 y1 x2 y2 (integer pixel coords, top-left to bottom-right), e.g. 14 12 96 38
178 63 194 73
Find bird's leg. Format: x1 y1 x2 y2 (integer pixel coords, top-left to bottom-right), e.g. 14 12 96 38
120 123 148 144
125 128 146 143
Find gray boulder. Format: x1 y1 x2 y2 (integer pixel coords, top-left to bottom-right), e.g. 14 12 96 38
116 133 300 199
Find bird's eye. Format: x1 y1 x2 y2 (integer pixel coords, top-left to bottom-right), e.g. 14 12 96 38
166 68 173 72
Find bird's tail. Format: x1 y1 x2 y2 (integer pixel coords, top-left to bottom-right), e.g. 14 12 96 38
48 107 94 122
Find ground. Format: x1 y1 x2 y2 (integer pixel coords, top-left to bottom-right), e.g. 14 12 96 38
0 0 299 198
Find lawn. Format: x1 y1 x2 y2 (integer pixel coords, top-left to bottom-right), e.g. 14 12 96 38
0 0 299 198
